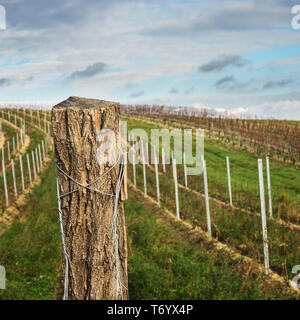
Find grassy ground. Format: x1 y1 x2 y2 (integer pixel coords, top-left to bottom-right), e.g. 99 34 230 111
124 116 300 280
124 116 300 224
0 156 61 299
0 113 298 300
126 190 296 300
0 154 296 299
0 116 46 211
129 162 300 281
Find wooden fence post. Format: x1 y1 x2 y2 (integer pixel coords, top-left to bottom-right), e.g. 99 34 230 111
52 96 128 300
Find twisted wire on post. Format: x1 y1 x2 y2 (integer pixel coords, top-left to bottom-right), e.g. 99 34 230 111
112 155 127 299
56 179 70 300
56 154 127 300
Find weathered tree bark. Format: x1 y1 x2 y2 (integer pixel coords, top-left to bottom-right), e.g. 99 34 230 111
52 96 128 300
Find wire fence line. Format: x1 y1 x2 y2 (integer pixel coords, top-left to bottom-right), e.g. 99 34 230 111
0 111 51 211
126 137 299 284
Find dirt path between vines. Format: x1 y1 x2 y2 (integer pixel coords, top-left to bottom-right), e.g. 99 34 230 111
129 181 300 298
0 118 31 174
0 113 53 237
0 132 5 150
125 126 300 233
0 155 53 237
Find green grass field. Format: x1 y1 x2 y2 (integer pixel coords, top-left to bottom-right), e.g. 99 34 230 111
0 112 298 300
0 156 296 299
124 116 300 224
0 117 46 211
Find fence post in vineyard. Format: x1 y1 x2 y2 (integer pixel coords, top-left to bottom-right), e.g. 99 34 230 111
132 151 136 188
183 152 188 188
2 146 4 161
172 157 180 219
154 147 160 207
226 156 233 207
35 148 40 173
145 140 149 165
123 150 128 200
27 154 32 185
7 141 10 161
38 144 42 166
42 141 45 159
16 133 19 151
32 151 37 179
2 159 9 207
19 155 25 192
11 159 17 199
12 137 15 155
258 159 270 275
162 147 166 173
52 96 128 300
266 157 273 218
203 159 212 237
141 140 147 196
46 136 49 153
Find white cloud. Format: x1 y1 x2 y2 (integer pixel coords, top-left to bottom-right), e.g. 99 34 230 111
246 100 300 119
192 102 211 110
0 0 298 121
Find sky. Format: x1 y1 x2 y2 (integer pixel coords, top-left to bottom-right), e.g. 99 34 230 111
0 0 300 119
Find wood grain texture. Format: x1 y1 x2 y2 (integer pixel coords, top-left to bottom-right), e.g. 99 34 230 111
52 96 128 300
